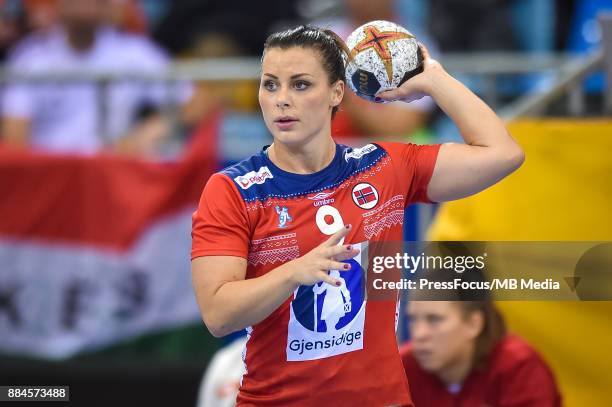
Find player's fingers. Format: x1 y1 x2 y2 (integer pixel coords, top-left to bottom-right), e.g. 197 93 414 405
324 224 351 246
376 88 403 102
418 42 431 60
326 244 356 258
323 260 352 272
318 272 341 287
333 249 360 262
402 92 426 104
327 244 360 261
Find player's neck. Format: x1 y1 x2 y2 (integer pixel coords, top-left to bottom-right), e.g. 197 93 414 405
268 136 336 175
64 25 99 53
437 345 475 388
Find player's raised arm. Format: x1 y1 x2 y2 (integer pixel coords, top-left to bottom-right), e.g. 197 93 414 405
192 225 359 338
377 45 524 202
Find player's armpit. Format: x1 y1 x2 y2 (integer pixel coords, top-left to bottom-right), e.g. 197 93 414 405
426 142 524 202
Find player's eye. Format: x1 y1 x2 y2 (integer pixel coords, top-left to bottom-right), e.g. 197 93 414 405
294 80 310 90
426 315 443 325
263 80 277 91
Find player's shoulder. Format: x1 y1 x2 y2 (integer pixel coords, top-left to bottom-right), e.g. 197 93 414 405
343 142 384 161
217 150 272 200
341 142 393 173
373 141 416 155
6 31 56 70
216 143 391 203
101 27 169 68
199 153 267 200
488 334 548 372
219 150 268 180
498 333 536 356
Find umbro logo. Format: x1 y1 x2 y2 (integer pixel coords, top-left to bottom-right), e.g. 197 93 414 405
307 191 335 207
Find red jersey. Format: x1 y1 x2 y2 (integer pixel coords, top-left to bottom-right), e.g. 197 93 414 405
192 142 440 406
400 334 562 407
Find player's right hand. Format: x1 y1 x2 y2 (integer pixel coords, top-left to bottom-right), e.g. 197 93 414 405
376 43 444 103
289 224 360 287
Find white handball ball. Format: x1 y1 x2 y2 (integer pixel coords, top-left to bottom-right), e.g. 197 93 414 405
345 20 423 103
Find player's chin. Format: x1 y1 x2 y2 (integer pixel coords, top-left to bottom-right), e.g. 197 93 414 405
414 353 441 372
272 129 307 145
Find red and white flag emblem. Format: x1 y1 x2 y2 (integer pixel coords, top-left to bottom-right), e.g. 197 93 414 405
351 183 379 209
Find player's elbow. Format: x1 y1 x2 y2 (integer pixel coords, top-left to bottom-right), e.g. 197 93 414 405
206 323 229 339
201 300 242 338
492 140 524 176
202 312 233 338
194 292 230 337
504 143 525 173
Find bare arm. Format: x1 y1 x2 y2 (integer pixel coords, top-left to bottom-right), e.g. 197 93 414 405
192 255 297 337
378 45 524 202
192 225 359 337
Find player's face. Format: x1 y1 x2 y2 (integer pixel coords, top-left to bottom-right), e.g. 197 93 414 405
407 301 482 374
345 0 394 24
259 47 343 147
58 0 109 30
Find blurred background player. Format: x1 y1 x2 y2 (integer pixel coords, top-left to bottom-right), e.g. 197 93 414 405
401 263 562 407
0 0 191 155
402 300 562 406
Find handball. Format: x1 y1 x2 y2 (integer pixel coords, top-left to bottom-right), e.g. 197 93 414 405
345 20 423 103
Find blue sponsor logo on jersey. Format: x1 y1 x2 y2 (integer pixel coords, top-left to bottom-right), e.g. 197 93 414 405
286 243 367 361
292 258 363 332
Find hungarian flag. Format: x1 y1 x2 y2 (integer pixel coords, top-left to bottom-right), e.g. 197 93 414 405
0 115 219 359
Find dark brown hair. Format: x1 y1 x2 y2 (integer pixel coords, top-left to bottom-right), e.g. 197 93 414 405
262 25 351 119
457 301 506 369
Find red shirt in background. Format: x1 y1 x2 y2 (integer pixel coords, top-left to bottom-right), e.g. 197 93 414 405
400 334 562 407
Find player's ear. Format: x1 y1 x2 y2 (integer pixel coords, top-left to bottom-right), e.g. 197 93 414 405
466 310 484 340
330 79 344 109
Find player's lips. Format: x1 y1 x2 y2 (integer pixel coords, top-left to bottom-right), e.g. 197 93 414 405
274 116 299 130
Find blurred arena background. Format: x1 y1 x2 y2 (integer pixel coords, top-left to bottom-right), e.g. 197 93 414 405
0 0 611 405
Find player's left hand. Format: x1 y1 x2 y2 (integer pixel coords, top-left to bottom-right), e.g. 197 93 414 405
376 43 444 104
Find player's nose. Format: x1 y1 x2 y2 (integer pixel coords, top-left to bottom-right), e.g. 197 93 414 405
410 320 431 342
275 86 292 109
